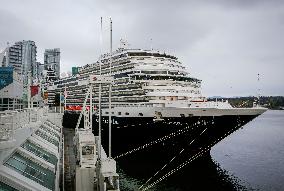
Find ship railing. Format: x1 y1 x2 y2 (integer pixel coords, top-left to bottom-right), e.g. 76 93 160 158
111 103 153 108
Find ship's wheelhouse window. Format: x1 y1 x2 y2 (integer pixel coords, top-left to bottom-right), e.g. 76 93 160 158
139 113 143 116
125 112 129 115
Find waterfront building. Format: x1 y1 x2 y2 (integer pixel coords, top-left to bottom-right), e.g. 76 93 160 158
21 41 37 83
0 109 63 191
0 47 9 67
44 48 60 80
36 61 44 80
0 40 37 85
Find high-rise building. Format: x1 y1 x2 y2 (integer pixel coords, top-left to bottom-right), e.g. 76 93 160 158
36 61 44 80
0 40 37 85
44 48 60 80
0 47 9 67
21 41 37 82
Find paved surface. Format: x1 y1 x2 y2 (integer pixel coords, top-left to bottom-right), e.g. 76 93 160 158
64 128 76 191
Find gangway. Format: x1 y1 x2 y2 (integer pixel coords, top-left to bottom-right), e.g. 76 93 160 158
73 75 119 191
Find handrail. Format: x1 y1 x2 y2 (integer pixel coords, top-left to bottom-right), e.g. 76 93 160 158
0 107 48 143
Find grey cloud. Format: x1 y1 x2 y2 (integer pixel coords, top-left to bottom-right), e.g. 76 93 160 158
0 0 284 96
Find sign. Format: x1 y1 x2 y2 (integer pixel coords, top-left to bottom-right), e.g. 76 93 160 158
89 75 114 84
72 67 79 76
0 67 13 90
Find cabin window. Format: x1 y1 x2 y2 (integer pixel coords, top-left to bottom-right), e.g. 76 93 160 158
118 112 121 115
105 112 109 114
139 113 143 116
125 112 129 115
180 114 185 117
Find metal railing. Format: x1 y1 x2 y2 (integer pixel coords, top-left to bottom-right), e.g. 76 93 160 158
0 107 48 142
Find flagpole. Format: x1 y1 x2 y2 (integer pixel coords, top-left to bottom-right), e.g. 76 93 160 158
60 92 62 114
27 71 31 109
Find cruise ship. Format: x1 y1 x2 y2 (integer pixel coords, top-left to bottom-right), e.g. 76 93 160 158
51 44 267 183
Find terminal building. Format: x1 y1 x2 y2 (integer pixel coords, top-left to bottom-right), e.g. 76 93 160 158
0 109 63 191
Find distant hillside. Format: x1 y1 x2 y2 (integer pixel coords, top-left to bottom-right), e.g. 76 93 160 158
209 96 284 109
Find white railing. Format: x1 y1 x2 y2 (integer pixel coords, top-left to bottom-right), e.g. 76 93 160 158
0 107 48 143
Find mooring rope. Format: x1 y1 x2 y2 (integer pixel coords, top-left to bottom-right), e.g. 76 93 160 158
141 116 242 191
139 126 209 190
114 118 211 159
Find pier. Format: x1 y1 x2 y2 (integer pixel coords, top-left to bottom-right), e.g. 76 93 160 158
0 106 120 191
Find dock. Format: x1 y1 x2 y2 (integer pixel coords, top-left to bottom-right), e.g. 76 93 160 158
0 107 120 191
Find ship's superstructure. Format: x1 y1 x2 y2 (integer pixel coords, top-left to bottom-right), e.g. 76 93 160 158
48 47 228 109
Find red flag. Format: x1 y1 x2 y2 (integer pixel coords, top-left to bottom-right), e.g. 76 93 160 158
31 86 39 97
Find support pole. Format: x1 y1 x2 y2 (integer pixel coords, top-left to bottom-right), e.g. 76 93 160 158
60 92 62 114
108 17 112 158
64 86 67 112
27 71 31 109
62 135 64 191
90 85 93 130
98 16 103 160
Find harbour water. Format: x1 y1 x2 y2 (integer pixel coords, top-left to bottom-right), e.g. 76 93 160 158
212 110 284 191
119 110 284 190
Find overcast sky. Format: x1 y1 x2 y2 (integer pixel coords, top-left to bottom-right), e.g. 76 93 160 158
1 0 284 97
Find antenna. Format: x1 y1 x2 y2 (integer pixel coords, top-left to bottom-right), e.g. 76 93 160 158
150 38 153 50
257 73 260 106
110 17 112 55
